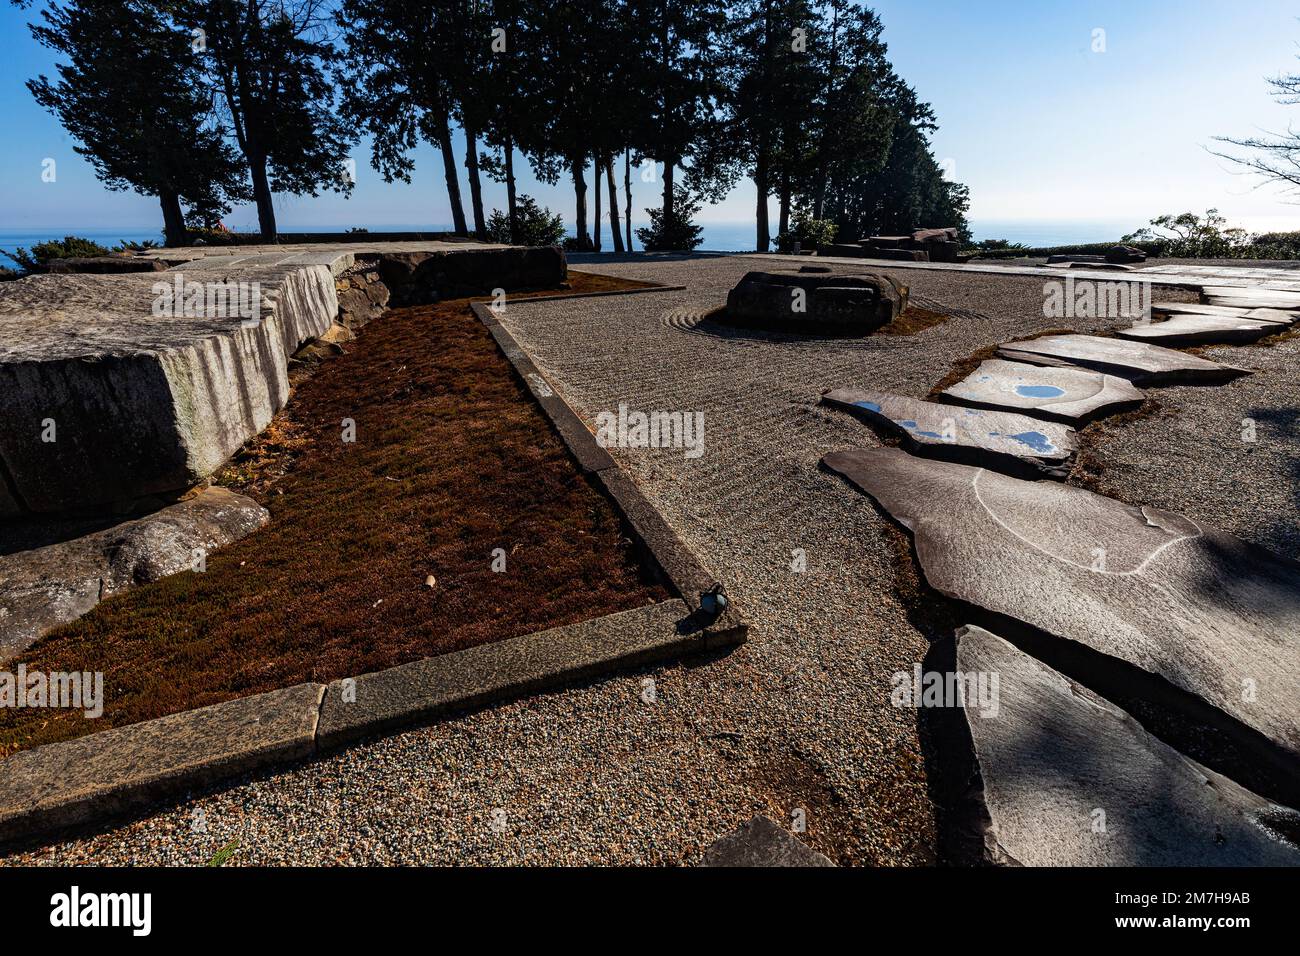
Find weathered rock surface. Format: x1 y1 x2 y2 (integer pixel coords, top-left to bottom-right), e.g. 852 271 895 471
0 242 566 517
822 387 1076 478
1116 314 1281 346
0 486 268 659
957 625 1300 866
700 815 835 866
821 448 1300 763
1153 301 1298 323
45 256 166 274
726 270 907 332
997 334 1249 384
940 358 1145 425
1203 286 1300 311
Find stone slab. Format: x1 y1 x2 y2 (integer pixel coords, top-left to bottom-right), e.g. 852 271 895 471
317 599 706 749
1202 285 1300 302
700 815 835 867
822 387 1076 478
821 448 1300 763
0 682 324 844
1152 301 1298 323
939 358 1145 426
1116 314 1282 346
0 242 564 517
996 334 1249 385
957 625 1300 866
725 270 906 331
0 487 269 660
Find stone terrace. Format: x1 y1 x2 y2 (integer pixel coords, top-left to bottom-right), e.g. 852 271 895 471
9 253 1297 865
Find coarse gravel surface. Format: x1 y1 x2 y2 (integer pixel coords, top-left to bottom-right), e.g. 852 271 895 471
5 253 1294 866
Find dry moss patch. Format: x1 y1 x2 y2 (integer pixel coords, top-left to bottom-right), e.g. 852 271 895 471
0 272 669 755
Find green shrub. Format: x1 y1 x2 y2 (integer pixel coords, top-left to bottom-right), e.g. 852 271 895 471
635 196 704 251
776 213 838 252
4 235 110 272
485 195 566 246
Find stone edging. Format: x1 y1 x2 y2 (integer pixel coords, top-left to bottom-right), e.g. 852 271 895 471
0 282 743 850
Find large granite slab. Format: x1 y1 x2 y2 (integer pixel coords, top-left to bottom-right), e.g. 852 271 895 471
821 448 1300 763
939 358 1145 425
1153 301 1297 323
1116 314 1281 346
822 387 1076 478
0 242 564 517
997 334 1249 384
957 625 1300 866
0 487 269 659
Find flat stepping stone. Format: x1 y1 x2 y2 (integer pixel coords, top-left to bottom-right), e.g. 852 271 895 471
957 625 1300 866
1116 314 1281 346
939 358 1144 425
822 388 1075 479
997 334 1249 384
1153 301 1297 323
821 448 1300 765
700 815 834 867
1201 285 1300 301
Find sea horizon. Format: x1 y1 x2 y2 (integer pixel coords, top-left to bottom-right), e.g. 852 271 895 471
0 218 1172 266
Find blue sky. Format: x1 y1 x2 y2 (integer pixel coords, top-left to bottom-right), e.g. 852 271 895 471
3 0 1300 236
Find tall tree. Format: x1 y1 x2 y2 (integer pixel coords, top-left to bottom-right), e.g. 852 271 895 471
26 0 246 246
336 0 469 235
186 0 355 240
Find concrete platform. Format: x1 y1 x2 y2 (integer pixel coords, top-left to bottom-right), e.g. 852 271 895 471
0 242 560 517
938 358 1145 425
958 625 1300 866
822 448 1300 765
822 387 1076 478
997 334 1249 384
1116 314 1282 346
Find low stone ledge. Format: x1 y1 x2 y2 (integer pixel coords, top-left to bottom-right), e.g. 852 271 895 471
317 599 699 750
0 682 324 846
0 486 270 660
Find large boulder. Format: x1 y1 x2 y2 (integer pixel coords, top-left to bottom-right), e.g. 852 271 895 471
726 270 907 333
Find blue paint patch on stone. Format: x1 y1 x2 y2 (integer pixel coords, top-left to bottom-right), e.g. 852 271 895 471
1015 384 1067 399
899 420 918 429
853 400 882 414
1008 431 1055 453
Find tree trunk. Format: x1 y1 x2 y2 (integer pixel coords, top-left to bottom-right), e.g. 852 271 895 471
250 154 277 241
605 154 624 253
778 172 791 244
624 148 632 251
159 189 186 247
662 156 676 221
504 132 518 243
755 146 770 252
435 119 468 236
572 158 591 249
593 152 602 253
465 130 487 237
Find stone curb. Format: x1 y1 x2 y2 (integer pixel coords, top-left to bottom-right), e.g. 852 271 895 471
0 282 744 848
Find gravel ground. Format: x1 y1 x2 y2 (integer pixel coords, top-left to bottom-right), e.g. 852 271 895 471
5 254 1294 866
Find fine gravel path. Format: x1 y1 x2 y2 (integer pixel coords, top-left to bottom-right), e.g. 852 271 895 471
5 254 1294 866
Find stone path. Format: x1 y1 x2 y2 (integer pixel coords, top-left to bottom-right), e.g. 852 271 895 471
958 625 1300 867
1116 314 1283 346
997 333 1248 384
821 387 1076 478
938 358 1144 425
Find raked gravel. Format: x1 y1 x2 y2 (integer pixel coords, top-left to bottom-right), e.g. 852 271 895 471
5 253 1293 866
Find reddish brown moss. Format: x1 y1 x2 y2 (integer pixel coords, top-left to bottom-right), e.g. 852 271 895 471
0 272 669 756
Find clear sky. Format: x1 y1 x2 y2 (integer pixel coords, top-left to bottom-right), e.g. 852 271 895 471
2 0 1300 236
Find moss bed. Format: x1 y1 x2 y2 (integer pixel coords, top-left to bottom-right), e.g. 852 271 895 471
0 271 668 755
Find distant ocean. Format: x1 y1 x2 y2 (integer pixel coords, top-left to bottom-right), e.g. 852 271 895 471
0 219 1142 266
